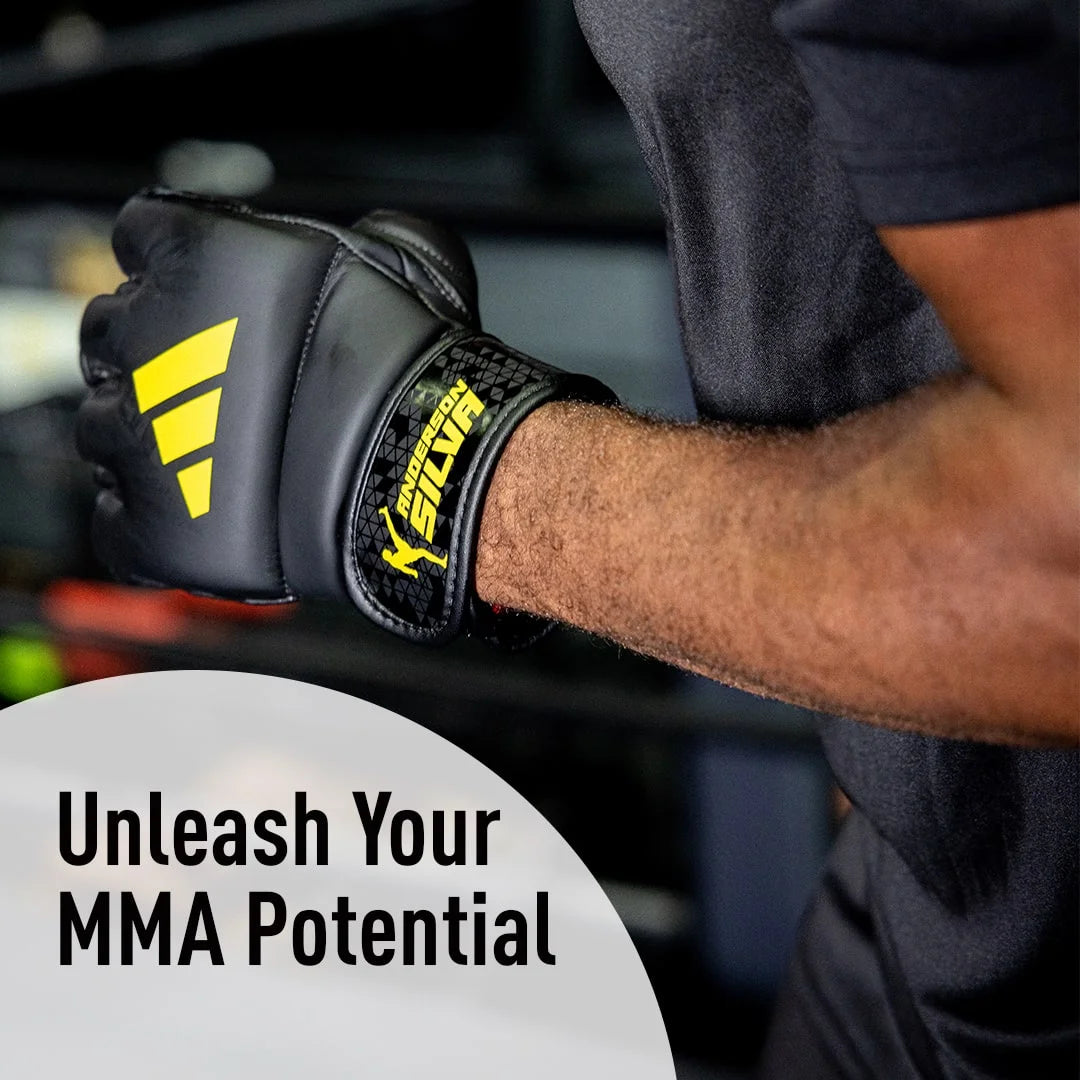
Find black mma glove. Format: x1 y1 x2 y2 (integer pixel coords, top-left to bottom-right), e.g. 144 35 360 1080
77 188 614 645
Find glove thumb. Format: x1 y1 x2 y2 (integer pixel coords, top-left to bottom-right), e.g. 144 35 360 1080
351 209 480 328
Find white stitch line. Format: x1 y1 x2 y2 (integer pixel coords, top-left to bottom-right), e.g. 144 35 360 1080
287 245 344 418
362 216 463 276
361 222 469 319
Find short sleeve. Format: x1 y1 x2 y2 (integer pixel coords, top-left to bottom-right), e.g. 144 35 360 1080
773 0 1079 224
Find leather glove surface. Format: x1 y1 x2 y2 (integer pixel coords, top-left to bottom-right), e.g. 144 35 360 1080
78 189 613 644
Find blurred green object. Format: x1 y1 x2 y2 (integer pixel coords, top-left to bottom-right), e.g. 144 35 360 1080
0 630 65 701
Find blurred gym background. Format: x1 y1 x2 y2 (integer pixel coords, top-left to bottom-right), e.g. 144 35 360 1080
0 3 835 1076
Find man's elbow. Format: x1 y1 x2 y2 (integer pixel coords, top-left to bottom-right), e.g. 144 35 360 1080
927 389 1079 741
977 408 1079 740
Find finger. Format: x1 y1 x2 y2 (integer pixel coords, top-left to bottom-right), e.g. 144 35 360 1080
91 470 184 592
79 292 131 383
75 380 143 467
92 464 119 492
111 190 201 277
90 490 142 586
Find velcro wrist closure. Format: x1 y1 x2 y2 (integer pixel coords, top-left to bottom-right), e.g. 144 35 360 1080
343 330 614 645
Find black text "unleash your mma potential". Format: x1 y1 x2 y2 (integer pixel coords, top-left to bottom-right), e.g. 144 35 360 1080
57 791 557 969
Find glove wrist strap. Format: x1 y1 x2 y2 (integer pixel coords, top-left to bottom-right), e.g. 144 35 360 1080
343 330 614 645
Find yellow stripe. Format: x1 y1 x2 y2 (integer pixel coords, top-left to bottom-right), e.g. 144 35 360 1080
132 317 237 413
151 388 221 465
176 457 213 519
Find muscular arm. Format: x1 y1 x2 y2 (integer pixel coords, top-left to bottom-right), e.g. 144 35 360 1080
474 204 1080 744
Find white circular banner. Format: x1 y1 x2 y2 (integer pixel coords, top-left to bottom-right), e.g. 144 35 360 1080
0 670 675 1079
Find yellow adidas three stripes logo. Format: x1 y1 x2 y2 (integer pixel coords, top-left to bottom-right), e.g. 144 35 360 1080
131 318 237 519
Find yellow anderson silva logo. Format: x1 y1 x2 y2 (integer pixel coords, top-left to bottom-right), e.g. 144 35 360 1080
130 318 237 519
378 508 448 578
380 377 485 577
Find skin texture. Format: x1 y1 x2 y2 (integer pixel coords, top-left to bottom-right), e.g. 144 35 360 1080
474 204 1080 745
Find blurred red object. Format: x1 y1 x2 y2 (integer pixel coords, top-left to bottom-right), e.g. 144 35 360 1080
59 642 142 684
41 579 294 644
43 580 189 643
172 592 294 622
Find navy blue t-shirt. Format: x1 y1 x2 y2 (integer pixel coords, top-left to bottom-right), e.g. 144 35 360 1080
775 0 1079 224
574 1 1079 1076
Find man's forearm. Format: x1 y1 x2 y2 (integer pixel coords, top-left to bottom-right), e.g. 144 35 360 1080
474 374 1078 744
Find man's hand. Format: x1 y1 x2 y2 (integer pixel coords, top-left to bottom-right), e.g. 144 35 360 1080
475 205 1079 744
77 189 610 645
